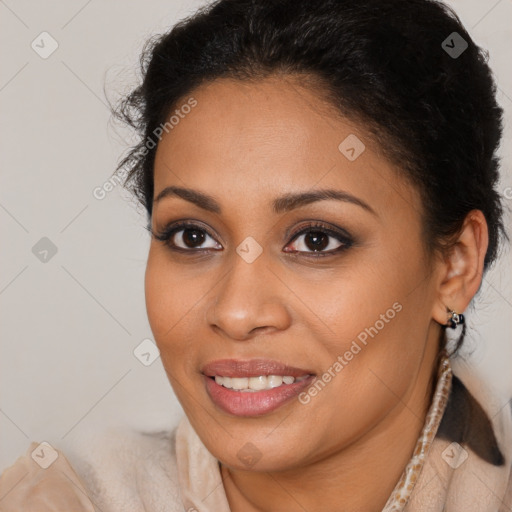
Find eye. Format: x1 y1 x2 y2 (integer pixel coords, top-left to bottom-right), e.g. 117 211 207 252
284 222 353 257
151 221 222 252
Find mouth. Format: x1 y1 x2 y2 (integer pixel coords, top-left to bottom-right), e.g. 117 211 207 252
201 358 316 416
210 373 311 391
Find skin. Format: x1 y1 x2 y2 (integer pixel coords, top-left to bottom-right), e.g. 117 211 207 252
145 75 488 512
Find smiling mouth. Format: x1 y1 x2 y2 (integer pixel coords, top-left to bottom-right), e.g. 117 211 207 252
209 374 311 392
201 358 316 415
203 372 316 417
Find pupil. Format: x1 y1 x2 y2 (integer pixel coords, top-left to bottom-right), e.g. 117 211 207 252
183 228 205 247
305 231 328 251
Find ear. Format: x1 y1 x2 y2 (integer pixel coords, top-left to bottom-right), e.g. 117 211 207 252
431 210 489 327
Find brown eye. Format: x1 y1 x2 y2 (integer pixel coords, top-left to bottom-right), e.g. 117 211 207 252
177 227 207 248
284 222 354 257
152 221 222 251
286 228 348 254
303 231 330 251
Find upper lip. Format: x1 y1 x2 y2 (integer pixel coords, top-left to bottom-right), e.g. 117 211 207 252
202 359 315 378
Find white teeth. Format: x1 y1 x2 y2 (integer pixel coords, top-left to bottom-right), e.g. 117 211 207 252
267 375 283 388
213 374 307 391
248 376 267 390
215 375 226 386
231 377 249 390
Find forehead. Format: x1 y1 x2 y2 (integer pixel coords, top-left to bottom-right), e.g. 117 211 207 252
152 76 420 220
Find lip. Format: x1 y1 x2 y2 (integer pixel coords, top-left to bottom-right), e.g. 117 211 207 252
204 375 315 416
202 359 316 417
201 358 314 378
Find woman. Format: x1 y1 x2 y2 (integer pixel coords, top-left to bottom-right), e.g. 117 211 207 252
0 0 510 510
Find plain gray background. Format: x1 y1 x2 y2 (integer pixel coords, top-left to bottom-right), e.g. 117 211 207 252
1 0 511 472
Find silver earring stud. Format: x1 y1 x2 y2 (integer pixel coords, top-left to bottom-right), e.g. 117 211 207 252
446 307 465 329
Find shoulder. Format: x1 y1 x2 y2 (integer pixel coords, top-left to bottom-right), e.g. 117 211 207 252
0 424 185 512
0 440 96 511
66 423 185 512
437 372 510 466
435 364 512 510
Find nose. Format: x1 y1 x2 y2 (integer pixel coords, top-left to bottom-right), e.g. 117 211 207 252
205 256 291 341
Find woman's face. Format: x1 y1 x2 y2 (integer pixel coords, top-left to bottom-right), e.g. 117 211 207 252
145 76 443 471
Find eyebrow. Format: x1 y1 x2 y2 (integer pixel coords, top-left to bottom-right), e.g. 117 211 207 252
153 186 377 216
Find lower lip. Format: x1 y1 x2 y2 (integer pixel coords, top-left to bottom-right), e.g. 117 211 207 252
204 375 315 417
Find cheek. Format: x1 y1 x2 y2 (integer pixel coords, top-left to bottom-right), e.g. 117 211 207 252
145 255 174 338
145 248 200 336
310 244 429 389
144 250 204 399
299 257 409 349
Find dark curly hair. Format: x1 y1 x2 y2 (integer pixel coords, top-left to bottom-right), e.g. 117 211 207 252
113 0 507 357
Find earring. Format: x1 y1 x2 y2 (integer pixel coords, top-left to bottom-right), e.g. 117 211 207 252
446 307 465 329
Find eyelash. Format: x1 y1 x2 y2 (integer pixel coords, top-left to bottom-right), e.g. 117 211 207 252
149 220 354 258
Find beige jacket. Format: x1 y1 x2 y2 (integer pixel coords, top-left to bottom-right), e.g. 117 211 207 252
1 353 511 511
